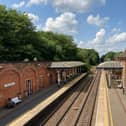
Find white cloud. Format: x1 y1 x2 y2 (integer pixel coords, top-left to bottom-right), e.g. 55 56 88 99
78 39 118 56
27 0 47 6
83 28 106 45
87 14 109 27
25 13 39 23
78 29 126 55
43 12 78 34
108 32 126 43
52 0 106 13
78 40 106 55
25 0 106 13
12 1 25 9
78 29 106 54
93 28 106 43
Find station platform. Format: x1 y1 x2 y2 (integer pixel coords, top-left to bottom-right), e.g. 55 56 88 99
5 73 86 126
95 70 113 126
108 87 126 126
0 83 60 126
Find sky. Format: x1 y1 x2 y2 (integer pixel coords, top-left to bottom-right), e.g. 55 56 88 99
0 0 126 56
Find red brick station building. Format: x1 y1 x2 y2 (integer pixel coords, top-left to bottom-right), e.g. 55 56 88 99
0 61 84 107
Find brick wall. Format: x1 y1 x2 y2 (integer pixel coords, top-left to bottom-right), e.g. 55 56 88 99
121 61 126 88
0 62 56 107
0 68 21 106
0 62 83 107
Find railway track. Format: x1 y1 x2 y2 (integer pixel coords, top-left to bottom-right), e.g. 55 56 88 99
25 71 101 126
76 71 101 126
43 75 93 126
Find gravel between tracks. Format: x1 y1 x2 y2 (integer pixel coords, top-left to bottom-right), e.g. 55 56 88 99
42 72 100 126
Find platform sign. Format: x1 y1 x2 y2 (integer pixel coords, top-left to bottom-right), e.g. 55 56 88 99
4 82 15 88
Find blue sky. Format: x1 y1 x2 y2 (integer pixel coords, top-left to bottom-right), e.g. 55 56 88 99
0 0 126 55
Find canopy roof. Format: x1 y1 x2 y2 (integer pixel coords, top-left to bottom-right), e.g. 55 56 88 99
48 61 84 69
97 61 123 69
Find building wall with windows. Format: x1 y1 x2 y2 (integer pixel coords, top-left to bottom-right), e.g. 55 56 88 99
117 51 126 89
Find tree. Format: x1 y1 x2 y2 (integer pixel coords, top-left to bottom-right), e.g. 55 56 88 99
37 31 78 61
77 48 99 65
0 5 43 61
0 4 99 69
101 51 122 62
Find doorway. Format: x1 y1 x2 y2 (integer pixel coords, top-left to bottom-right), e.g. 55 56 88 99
26 80 33 96
39 76 44 88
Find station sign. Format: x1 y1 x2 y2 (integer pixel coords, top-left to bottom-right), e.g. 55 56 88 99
4 82 15 88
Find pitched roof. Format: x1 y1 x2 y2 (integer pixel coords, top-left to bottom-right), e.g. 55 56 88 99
48 61 85 68
97 61 123 69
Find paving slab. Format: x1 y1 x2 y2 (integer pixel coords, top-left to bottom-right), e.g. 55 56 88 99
108 88 126 126
95 71 110 126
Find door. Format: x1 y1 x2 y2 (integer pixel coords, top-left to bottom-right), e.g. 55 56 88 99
39 76 44 88
26 80 32 96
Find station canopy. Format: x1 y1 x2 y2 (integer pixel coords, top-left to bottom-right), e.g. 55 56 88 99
48 61 84 69
97 61 123 69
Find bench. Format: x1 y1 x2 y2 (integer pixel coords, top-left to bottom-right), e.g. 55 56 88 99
11 97 22 104
7 97 22 108
117 85 122 88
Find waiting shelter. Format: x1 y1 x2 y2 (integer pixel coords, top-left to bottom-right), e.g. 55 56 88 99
48 61 85 86
97 61 123 88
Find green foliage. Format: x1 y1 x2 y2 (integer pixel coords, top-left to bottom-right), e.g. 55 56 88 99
0 5 37 61
0 4 100 71
37 31 78 61
101 51 122 62
77 48 99 65
83 64 91 72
